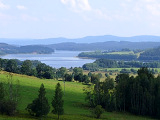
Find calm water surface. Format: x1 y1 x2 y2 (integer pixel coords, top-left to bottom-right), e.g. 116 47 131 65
0 51 95 68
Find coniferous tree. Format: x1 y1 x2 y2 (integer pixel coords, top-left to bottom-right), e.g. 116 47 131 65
52 83 64 119
26 84 50 117
0 82 5 114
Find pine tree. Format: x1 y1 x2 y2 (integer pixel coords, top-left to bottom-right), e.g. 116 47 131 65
26 83 50 117
0 82 5 114
52 83 64 119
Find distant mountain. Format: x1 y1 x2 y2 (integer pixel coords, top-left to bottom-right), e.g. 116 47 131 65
1 35 160 45
0 43 54 55
47 41 160 51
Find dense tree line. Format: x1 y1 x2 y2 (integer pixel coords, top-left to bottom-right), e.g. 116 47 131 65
78 51 137 61
0 58 56 79
83 59 160 71
0 44 54 55
0 58 92 83
84 68 160 119
139 47 160 61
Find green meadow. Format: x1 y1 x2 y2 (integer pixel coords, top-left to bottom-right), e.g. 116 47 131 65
108 51 135 55
0 71 156 120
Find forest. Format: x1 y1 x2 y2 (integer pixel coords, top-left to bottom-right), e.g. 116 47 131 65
0 63 160 119
84 68 160 119
82 59 160 71
78 47 160 61
0 43 54 55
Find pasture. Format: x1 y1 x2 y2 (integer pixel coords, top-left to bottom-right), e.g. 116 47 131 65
0 71 156 120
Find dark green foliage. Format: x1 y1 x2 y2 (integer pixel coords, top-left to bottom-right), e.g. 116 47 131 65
120 69 131 74
91 74 100 84
79 51 137 61
0 82 5 114
0 82 4 101
0 43 54 55
84 67 160 119
0 58 55 79
2 99 17 116
36 63 56 79
83 59 160 71
64 74 72 82
82 75 90 84
74 73 83 82
72 67 83 82
17 45 54 54
21 60 34 76
85 77 115 112
92 105 104 119
139 46 160 61
73 67 83 75
52 83 64 119
115 68 160 118
83 63 99 72
103 78 115 112
88 72 92 77
5 59 18 73
105 73 109 77
0 74 20 116
56 67 67 80
97 73 102 78
26 84 50 117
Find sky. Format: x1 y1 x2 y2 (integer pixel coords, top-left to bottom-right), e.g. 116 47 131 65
0 0 160 39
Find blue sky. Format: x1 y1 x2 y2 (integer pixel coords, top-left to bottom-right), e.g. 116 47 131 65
0 0 160 39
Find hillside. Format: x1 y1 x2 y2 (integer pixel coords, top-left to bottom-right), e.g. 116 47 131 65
0 43 54 55
47 41 160 51
0 71 156 120
139 47 160 61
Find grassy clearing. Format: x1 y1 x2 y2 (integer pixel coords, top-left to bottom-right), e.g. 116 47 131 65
0 71 157 120
107 51 135 55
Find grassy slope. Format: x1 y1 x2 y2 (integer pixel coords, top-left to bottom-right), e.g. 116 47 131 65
0 71 156 120
108 51 134 55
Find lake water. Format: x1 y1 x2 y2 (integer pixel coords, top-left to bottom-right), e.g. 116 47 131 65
0 51 95 68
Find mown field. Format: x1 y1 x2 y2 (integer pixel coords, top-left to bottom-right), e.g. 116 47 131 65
0 71 157 120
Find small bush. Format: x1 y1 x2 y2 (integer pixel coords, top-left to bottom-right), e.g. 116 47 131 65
92 105 104 119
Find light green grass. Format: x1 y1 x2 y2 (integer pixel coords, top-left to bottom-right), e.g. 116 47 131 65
107 51 134 55
0 71 156 120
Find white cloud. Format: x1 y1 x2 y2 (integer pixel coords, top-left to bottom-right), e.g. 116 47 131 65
61 0 76 8
77 0 91 11
0 1 10 10
61 0 112 21
94 9 112 20
60 0 91 12
17 5 27 10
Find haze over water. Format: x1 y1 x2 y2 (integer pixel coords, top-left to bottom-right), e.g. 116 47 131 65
0 51 95 68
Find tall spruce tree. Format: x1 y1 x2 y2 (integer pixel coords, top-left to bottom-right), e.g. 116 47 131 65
26 83 50 117
0 82 5 114
52 83 64 119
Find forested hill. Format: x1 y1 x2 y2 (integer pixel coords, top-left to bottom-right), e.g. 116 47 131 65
0 43 54 55
47 41 160 51
139 47 160 61
1 35 160 45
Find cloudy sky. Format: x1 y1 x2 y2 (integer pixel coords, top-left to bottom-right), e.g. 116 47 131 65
0 0 160 39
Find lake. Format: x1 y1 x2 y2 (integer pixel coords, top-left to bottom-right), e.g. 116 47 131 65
0 51 95 68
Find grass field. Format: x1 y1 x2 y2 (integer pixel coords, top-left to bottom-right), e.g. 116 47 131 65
0 71 157 120
108 51 135 55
